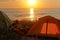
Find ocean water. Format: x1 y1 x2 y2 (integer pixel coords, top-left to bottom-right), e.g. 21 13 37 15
0 8 60 20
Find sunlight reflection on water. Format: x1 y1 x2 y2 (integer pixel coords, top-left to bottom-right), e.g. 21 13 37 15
29 8 35 20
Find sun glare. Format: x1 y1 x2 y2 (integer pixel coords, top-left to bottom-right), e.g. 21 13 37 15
29 0 35 6
29 8 34 20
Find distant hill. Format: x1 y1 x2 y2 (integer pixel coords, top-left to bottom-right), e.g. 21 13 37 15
0 11 12 27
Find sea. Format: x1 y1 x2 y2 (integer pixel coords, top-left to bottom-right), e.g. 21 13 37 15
0 8 60 20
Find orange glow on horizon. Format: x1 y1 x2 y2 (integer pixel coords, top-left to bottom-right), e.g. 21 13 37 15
0 0 60 8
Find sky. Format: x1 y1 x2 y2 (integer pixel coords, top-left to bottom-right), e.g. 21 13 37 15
0 0 60 8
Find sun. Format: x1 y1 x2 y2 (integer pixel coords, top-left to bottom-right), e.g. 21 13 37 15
28 0 35 6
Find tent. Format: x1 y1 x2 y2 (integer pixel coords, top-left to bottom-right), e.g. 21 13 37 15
27 16 60 37
0 11 11 29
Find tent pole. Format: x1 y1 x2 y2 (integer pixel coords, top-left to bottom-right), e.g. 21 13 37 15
46 18 48 36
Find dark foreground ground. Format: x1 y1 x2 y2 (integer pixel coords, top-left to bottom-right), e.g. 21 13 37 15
0 19 60 40
0 35 59 40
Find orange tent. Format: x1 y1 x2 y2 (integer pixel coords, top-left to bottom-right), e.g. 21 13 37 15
27 16 60 37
